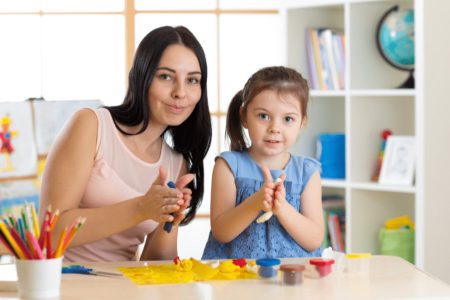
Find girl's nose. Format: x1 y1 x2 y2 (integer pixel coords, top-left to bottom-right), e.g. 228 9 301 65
268 125 280 134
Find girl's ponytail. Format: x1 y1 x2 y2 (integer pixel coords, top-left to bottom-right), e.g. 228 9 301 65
226 90 248 151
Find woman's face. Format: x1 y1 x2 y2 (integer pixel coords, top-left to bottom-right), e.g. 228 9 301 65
148 44 202 127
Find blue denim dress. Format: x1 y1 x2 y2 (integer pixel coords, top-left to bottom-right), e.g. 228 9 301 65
202 151 322 260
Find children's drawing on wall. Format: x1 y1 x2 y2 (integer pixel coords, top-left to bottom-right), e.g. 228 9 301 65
32 100 102 156
0 114 18 171
379 136 415 186
0 102 37 178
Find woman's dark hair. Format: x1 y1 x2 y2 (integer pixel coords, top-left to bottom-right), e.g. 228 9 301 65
105 26 211 224
227 66 309 151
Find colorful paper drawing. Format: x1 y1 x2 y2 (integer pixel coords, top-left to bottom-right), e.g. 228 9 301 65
32 100 102 156
0 102 37 178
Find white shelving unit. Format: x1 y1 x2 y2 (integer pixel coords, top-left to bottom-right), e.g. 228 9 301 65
281 0 423 265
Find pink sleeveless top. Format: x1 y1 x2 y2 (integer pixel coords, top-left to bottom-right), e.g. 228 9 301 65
64 108 184 262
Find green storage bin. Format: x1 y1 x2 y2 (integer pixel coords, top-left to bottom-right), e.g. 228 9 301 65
379 228 415 264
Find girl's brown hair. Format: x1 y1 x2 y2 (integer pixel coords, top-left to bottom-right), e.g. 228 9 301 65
226 66 309 151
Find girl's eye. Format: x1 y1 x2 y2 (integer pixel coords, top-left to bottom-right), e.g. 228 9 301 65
284 116 294 123
258 113 269 121
188 77 200 84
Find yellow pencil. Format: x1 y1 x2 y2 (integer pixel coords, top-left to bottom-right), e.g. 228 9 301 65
54 227 67 258
0 222 26 259
30 203 40 238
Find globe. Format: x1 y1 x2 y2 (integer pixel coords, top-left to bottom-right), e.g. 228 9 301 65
376 6 415 88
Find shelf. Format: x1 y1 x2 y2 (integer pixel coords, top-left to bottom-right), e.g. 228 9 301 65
322 180 416 193
283 0 344 9
322 179 346 188
349 89 416 97
285 0 420 261
310 90 346 97
351 182 416 194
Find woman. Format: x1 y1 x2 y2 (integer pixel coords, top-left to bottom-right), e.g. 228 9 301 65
39 26 212 262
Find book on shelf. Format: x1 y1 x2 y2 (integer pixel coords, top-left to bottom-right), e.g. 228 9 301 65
305 28 319 89
307 28 327 90
320 29 340 90
322 194 345 251
305 28 346 91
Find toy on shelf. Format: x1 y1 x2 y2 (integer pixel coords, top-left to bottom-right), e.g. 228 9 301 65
384 215 415 230
371 129 392 182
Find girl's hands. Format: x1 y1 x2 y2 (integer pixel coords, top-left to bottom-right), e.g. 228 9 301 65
141 167 193 223
253 166 275 212
273 173 287 216
256 167 286 222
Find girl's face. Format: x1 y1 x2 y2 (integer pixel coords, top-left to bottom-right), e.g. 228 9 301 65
148 44 202 127
243 89 304 161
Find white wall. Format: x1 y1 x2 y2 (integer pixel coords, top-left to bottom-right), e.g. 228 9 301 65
423 0 450 284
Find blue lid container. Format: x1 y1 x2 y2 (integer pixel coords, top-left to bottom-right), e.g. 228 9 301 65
317 133 346 179
256 258 281 267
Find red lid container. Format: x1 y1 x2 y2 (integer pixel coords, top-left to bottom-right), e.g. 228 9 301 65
309 258 335 277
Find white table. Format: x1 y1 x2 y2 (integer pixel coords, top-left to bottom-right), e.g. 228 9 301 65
1 256 449 299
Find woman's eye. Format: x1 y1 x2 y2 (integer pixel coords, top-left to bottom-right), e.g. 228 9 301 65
258 113 269 121
188 77 200 84
158 74 172 81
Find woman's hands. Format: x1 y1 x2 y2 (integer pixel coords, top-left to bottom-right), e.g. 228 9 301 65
140 166 194 224
172 173 194 226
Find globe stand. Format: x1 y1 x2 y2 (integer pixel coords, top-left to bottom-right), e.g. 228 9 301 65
398 70 415 89
376 5 415 90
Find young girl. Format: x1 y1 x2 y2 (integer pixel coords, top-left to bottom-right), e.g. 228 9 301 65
202 66 323 259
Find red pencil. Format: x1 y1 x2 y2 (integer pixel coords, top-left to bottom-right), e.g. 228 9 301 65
38 214 49 249
9 226 33 259
46 226 52 259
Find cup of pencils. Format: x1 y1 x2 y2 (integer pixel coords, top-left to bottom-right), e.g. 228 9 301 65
0 204 85 299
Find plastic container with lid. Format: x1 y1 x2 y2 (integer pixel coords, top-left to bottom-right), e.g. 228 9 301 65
345 253 372 274
309 258 335 277
279 264 305 285
255 258 281 280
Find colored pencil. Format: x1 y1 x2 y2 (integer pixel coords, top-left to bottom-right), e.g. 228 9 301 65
0 222 26 259
9 226 33 260
50 209 60 230
46 225 52 259
18 218 26 242
7 214 16 231
53 227 67 258
26 230 44 259
38 214 49 249
0 227 17 258
62 217 86 253
30 203 40 238
1 204 85 260
21 209 28 231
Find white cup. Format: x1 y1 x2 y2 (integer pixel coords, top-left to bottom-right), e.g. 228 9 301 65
15 257 63 300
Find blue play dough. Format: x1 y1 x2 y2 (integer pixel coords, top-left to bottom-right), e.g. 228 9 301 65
258 266 277 278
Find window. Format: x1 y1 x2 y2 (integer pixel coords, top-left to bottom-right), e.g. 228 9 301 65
0 0 281 258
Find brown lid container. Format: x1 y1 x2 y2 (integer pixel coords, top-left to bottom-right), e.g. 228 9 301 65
280 264 305 272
